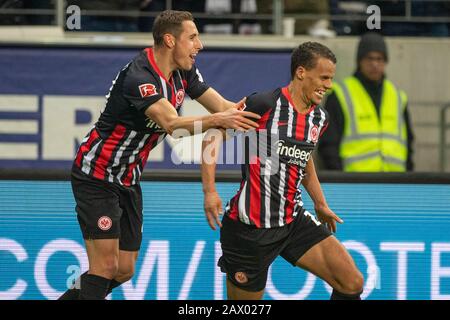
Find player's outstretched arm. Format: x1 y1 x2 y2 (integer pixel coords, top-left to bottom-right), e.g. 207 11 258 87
145 98 260 136
201 129 226 230
195 87 238 113
301 156 343 233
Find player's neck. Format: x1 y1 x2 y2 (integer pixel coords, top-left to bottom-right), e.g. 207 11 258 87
288 83 312 114
152 47 175 81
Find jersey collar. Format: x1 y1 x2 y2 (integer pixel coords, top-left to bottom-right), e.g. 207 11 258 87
145 47 172 83
282 86 316 115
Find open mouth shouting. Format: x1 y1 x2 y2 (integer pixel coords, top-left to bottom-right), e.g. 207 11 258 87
189 52 197 63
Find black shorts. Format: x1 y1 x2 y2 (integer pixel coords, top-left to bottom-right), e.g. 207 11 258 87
71 165 143 251
218 210 332 292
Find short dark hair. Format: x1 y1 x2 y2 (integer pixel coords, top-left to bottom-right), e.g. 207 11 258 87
152 10 194 47
290 42 337 79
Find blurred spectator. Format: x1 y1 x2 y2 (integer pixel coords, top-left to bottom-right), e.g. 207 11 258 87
318 32 414 172
329 0 369 35
0 0 25 25
138 0 165 32
23 0 54 25
285 0 334 37
0 0 54 26
236 0 260 35
172 0 206 32
330 0 449 37
67 0 145 32
200 0 233 34
258 0 334 37
173 0 205 12
200 0 260 35
376 0 449 37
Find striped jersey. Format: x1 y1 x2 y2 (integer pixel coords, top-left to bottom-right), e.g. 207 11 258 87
74 48 209 186
225 86 329 228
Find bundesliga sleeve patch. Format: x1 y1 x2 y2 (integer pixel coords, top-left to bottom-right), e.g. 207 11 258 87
138 83 158 98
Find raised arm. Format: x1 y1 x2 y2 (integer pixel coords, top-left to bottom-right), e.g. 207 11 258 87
144 97 260 136
195 87 236 113
123 63 260 136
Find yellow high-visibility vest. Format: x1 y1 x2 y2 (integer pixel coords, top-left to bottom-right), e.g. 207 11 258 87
332 76 408 172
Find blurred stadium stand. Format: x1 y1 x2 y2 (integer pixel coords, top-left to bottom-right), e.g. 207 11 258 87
0 0 449 36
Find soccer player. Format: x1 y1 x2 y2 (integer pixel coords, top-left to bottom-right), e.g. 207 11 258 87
58 10 260 300
201 42 364 300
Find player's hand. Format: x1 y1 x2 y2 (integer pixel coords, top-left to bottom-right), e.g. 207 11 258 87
314 204 343 233
234 97 246 111
217 98 260 131
204 190 223 230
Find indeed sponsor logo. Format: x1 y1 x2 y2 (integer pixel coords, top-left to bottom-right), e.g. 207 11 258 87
276 140 312 162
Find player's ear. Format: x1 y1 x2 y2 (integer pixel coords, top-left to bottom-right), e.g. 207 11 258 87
296 66 305 81
163 34 175 48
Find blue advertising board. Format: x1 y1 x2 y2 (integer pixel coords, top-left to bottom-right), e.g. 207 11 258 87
0 46 291 170
0 180 449 300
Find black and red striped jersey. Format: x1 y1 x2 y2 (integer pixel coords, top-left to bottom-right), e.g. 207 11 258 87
74 48 209 186
225 86 329 228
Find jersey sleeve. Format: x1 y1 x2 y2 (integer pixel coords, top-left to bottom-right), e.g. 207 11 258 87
242 91 274 117
223 91 274 139
184 65 210 99
122 66 163 113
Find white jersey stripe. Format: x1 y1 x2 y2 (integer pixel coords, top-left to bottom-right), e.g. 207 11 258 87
176 70 184 89
271 98 281 135
131 166 136 186
81 139 102 175
225 202 230 213
116 133 150 184
306 110 315 143
160 76 168 98
134 165 142 185
293 182 304 215
80 126 95 145
277 163 287 226
318 108 326 134
75 126 95 167
287 102 294 137
107 130 137 183
238 180 250 224
264 159 272 228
